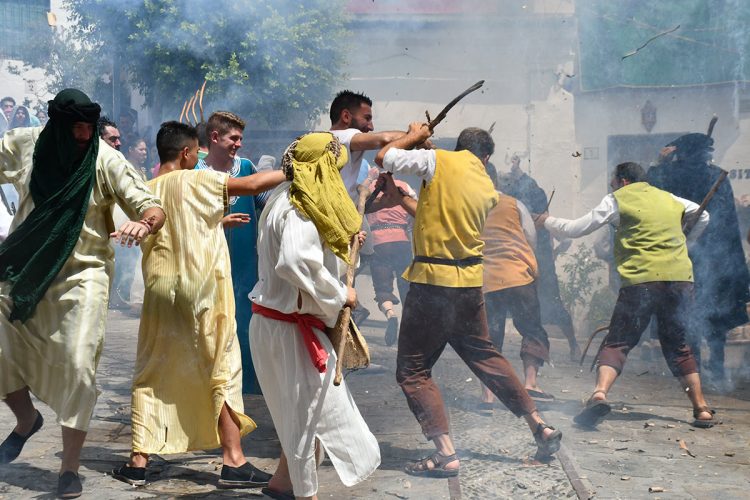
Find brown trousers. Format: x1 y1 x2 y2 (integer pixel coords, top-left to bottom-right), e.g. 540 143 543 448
484 282 551 366
598 281 698 377
396 283 537 440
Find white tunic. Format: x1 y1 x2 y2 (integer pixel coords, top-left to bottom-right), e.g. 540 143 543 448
249 183 380 497
0 127 161 431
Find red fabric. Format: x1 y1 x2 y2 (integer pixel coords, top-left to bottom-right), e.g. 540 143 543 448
252 302 329 373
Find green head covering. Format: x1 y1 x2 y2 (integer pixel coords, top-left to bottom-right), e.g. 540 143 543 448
281 132 361 263
0 88 101 322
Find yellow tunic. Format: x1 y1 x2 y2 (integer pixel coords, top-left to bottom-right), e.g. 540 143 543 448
131 170 255 454
0 127 162 431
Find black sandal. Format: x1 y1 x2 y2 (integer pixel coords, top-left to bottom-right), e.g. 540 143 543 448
574 391 611 428
533 423 562 458
692 406 716 429
111 464 147 486
404 451 459 478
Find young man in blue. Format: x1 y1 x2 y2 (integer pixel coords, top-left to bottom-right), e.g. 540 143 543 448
195 111 270 394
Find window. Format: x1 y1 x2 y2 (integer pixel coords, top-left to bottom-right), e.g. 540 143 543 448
0 0 51 60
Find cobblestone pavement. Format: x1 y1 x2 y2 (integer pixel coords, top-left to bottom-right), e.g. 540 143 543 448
1 274 749 499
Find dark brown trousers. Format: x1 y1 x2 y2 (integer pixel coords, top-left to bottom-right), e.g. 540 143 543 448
396 283 537 440
598 281 698 377
484 282 551 366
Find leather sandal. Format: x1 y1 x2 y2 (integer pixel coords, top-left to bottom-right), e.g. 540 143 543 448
691 405 716 429
533 423 562 458
404 451 459 478
574 391 611 428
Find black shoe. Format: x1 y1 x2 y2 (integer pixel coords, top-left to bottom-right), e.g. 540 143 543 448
218 462 272 489
57 471 82 499
385 316 399 346
111 464 147 486
0 410 43 464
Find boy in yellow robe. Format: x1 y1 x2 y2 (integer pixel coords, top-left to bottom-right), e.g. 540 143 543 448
112 121 285 489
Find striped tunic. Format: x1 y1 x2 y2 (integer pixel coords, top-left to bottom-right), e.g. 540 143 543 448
0 127 162 431
130 169 255 454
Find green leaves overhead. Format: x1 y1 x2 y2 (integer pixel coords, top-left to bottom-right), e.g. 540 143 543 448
64 0 349 127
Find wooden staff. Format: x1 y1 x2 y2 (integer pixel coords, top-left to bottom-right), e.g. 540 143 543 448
186 95 197 125
198 80 207 122
178 99 188 123
533 188 555 222
579 324 609 367
427 80 484 130
332 183 370 386
683 169 727 234
190 89 200 124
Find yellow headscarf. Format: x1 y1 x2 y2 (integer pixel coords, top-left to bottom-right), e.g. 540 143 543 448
282 132 362 263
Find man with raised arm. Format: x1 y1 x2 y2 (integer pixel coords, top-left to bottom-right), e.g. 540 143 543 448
375 124 562 478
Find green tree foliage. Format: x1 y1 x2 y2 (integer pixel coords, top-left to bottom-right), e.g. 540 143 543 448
8 24 120 113
61 0 349 127
558 244 604 319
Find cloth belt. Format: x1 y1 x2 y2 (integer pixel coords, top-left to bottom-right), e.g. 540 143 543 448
370 223 409 231
251 302 329 373
413 255 483 267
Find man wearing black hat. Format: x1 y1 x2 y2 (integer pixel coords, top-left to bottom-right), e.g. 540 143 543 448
0 89 165 498
647 133 750 389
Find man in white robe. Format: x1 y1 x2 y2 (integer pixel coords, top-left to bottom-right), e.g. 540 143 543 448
249 132 380 500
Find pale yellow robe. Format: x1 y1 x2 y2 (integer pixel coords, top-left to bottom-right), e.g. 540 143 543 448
0 127 162 431
131 169 255 454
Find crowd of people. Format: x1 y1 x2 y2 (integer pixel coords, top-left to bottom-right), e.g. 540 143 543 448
0 87 745 499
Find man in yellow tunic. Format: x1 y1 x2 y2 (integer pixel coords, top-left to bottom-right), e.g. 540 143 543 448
374 124 562 476
0 89 165 499
112 121 285 489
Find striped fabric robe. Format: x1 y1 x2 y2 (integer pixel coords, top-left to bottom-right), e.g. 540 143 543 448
130 169 255 453
0 127 161 431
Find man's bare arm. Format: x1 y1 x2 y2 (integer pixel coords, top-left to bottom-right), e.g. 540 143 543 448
375 122 432 167
349 131 406 152
227 170 286 197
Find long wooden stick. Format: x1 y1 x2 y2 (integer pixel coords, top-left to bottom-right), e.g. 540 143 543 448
333 184 370 385
683 170 727 234
427 80 484 131
580 324 609 367
198 80 207 122
533 188 556 222
190 90 200 124
178 100 188 123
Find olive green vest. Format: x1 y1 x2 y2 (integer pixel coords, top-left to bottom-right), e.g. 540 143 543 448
612 182 693 286
405 149 498 287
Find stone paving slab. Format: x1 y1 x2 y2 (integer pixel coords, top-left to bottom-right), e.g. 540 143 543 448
2 274 749 499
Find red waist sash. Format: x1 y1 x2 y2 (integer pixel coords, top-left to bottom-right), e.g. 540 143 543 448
252 302 328 373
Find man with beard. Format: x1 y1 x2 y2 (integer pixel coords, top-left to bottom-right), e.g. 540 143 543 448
502 154 580 360
0 89 165 498
98 116 122 151
329 91 406 324
647 133 750 387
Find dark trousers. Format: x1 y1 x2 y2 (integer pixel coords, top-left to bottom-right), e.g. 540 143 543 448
396 283 537 439
598 282 698 377
371 241 412 305
485 282 550 366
